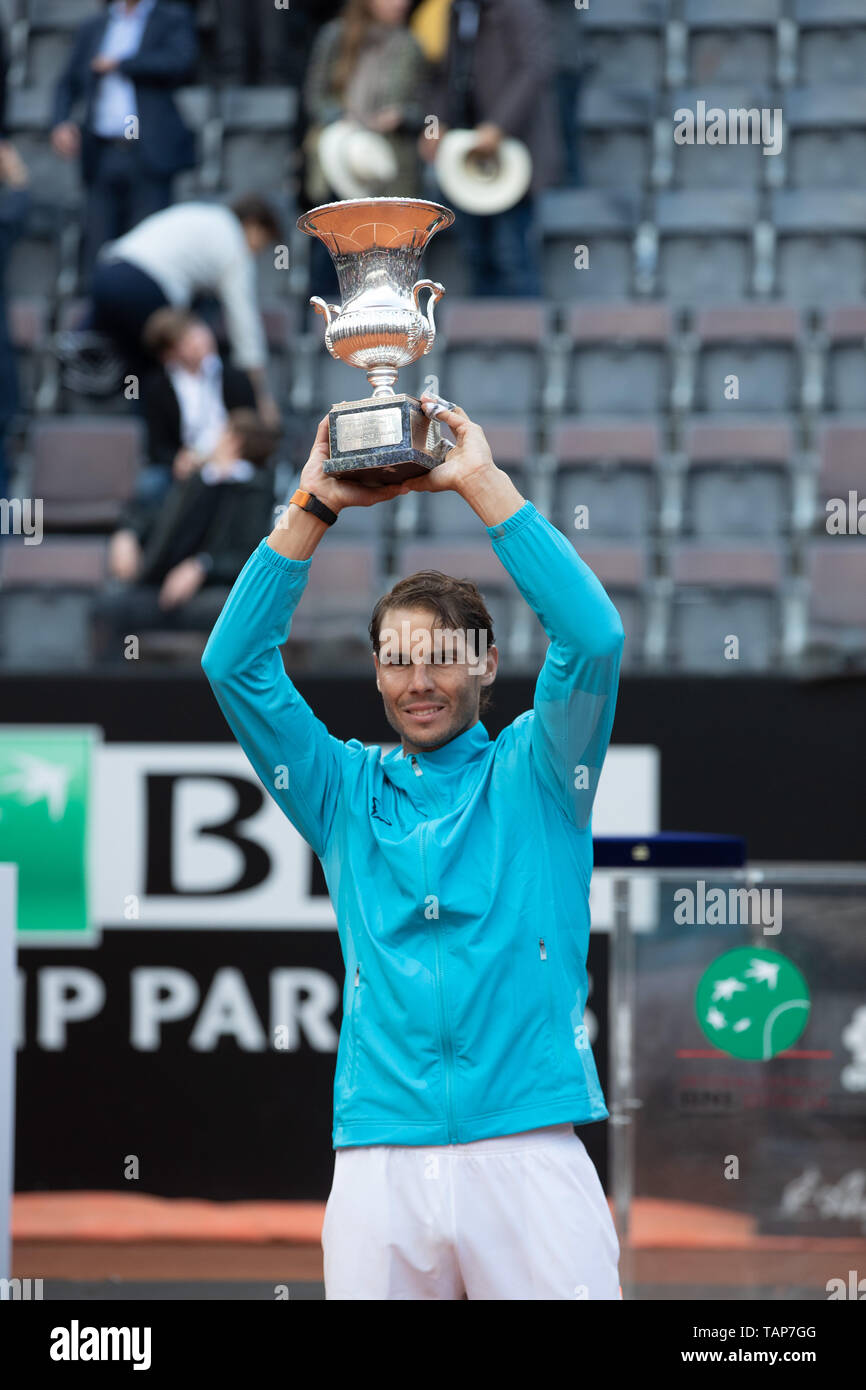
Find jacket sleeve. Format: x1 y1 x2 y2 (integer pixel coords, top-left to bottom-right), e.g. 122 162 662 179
302 22 344 127
201 537 348 858
201 478 277 588
118 10 198 86
141 370 181 467
488 501 625 832
484 0 556 138
0 188 30 258
53 23 91 125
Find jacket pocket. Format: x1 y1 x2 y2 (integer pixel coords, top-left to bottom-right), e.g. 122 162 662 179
538 938 565 1081
347 963 361 1090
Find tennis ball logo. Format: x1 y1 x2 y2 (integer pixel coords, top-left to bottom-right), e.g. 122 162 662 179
695 947 810 1061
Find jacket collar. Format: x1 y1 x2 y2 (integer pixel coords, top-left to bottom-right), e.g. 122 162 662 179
397 719 490 769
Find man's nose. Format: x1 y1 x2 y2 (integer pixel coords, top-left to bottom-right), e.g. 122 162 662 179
407 661 436 691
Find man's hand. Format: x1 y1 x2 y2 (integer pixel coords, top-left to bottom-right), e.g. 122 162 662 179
0 142 29 188
402 394 495 496
90 55 120 74
470 122 504 158
367 106 402 134
405 394 527 527
173 447 202 480
158 556 207 610
51 123 80 159
297 413 411 514
418 123 446 164
108 528 142 583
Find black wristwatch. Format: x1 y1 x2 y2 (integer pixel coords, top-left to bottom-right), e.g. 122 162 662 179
289 488 338 526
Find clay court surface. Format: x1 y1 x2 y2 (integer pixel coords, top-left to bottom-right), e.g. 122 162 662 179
12 1192 862 1299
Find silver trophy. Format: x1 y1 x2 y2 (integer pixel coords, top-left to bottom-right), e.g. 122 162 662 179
297 197 456 486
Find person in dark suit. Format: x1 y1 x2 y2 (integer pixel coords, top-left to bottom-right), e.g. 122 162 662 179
51 0 198 283
94 408 279 660
0 142 30 504
108 307 258 578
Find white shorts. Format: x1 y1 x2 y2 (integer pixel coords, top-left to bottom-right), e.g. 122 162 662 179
321 1123 623 1300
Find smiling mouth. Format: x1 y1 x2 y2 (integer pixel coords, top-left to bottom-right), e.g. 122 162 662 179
403 705 445 719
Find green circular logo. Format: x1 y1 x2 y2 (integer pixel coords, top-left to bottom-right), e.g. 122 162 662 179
695 947 810 1060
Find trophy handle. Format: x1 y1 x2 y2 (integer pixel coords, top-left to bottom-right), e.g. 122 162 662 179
310 296 342 328
412 279 445 349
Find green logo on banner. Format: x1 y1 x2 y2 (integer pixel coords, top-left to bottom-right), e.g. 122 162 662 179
0 727 95 936
695 946 810 1060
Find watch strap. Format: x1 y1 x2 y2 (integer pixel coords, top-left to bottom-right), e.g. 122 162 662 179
289 488 338 527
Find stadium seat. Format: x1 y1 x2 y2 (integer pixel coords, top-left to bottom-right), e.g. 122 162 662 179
561 302 673 416
569 539 650 670
399 540 542 668
786 88 866 190
27 416 144 530
667 88 776 190
286 544 382 661
666 541 785 670
539 189 641 302
804 541 866 665
577 1 666 89
4 88 81 211
417 422 537 539
217 88 298 200
679 417 795 537
682 0 782 86
7 295 50 406
689 305 803 412
772 190 866 306
551 418 661 538
822 307 866 411
816 418 866 525
0 535 108 670
433 299 551 417
577 89 654 191
795 0 866 86
654 191 761 302
24 0 101 26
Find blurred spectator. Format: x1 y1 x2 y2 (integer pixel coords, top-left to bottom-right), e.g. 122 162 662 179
542 0 586 187
0 19 8 138
304 0 428 201
0 143 30 504
303 0 430 297
95 408 278 659
139 307 257 500
422 0 561 296
213 0 297 85
85 196 282 421
51 0 198 283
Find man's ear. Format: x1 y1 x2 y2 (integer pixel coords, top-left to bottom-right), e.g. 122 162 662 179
373 651 381 692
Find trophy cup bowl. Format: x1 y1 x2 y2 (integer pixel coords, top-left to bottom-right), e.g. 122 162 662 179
297 197 456 485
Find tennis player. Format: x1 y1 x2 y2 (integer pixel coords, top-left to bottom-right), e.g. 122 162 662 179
202 393 625 1300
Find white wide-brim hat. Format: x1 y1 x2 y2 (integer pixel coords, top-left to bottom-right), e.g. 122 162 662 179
318 119 399 201
434 128 533 215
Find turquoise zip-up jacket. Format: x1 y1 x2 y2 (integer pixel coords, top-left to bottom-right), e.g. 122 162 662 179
201 500 625 1147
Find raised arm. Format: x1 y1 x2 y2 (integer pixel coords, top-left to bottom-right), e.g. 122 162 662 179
201 417 409 856
410 395 625 831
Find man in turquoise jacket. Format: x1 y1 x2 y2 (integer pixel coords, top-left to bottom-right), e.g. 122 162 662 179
202 393 625 1300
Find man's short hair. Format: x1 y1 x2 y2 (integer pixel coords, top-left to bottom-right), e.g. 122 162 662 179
369 571 496 713
225 408 280 467
141 307 201 359
230 194 283 244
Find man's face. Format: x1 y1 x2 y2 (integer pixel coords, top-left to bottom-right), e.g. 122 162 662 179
170 323 216 372
373 605 497 755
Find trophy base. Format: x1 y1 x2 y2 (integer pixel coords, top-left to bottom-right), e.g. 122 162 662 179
324 393 450 487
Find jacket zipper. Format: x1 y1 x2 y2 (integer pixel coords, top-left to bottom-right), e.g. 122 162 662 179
415 761 457 1144
410 754 447 817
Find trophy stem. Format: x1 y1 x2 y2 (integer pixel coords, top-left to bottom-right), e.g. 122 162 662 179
367 365 399 397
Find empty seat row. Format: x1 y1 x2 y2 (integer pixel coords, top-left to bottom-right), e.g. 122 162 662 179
3 530 862 675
